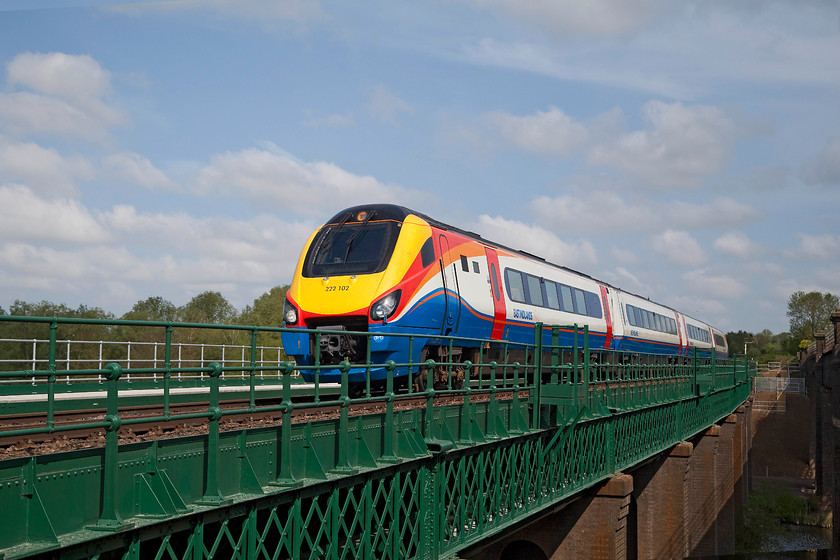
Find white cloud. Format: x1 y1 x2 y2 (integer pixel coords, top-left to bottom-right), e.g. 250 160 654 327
0 52 126 141
477 106 595 156
367 86 414 124
666 197 759 229
0 137 94 196
102 152 179 191
606 265 651 295
651 230 707 267
0 185 107 243
803 137 840 186
99 204 314 264
713 231 758 258
590 100 736 189
457 2 840 98
461 38 691 99
531 191 756 235
0 198 319 312
7 52 111 101
611 248 639 265
193 145 426 214
789 233 840 261
532 191 658 233
473 215 597 268
681 268 747 299
469 0 670 39
669 294 729 322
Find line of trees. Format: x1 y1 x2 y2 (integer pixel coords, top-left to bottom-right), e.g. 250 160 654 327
0 286 290 372
726 290 839 364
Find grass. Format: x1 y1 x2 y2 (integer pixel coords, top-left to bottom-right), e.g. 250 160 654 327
735 482 829 553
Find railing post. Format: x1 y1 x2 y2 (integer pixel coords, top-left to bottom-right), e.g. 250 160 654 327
198 361 231 505
249 329 258 410
533 322 543 429
488 360 498 439
334 360 357 474
164 325 172 418
584 325 591 411
272 361 301 487
47 321 57 431
693 347 699 394
88 363 133 531
424 359 435 439
710 342 717 389
381 360 402 463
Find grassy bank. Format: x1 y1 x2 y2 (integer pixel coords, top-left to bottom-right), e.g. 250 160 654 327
735 482 831 553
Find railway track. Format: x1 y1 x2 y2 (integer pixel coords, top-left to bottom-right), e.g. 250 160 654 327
0 388 527 460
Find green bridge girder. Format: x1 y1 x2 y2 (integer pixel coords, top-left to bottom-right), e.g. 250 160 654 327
0 317 755 559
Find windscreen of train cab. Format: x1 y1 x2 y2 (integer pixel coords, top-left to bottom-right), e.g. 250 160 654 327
302 218 401 277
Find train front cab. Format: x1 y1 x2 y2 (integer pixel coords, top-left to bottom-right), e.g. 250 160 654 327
281 205 465 387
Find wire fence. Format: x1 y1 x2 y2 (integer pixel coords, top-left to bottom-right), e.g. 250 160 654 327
0 338 289 385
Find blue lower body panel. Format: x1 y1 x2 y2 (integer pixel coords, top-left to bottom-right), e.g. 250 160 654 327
281 325 433 383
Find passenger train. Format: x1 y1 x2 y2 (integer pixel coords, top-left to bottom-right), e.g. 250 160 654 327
280 204 728 386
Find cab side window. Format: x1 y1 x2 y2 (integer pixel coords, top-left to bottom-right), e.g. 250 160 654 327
420 237 435 268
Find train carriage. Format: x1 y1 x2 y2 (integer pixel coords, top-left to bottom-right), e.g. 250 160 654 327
280 204 727 387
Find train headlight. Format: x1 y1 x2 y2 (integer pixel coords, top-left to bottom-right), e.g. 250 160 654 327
370 290 401 321
283 298 298 325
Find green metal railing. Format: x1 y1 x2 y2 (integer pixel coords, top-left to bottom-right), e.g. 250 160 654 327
0 316 755 560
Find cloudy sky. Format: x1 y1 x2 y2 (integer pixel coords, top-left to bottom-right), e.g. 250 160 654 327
1 0 838 334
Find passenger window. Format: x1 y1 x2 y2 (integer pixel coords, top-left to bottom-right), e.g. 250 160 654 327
584 291 602 319
573 289 587 316
505 269 526 303
526 275 544 306
545 281 560 310
560 284 574 313
420 238 435 268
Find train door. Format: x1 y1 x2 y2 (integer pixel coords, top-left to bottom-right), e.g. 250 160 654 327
674 311 686 355
484 247 506 340
437 234 461 335
599 286 613 349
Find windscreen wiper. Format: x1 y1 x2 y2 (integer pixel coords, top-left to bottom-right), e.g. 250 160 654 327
343 210 376 263
319 211 353 254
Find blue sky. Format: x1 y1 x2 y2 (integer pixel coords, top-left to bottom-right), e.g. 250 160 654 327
0 0 838 335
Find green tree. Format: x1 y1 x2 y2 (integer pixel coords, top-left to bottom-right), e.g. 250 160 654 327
787 291 839 344
122 296 177 322
178 291 236 325
1 300 115 369
115 297 178 354
175 292 238 357
726 330 755 358
239 285 289 327
239 285 290 349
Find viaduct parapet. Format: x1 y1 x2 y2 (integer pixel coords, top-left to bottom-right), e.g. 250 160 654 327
800 309 840 552
462 405 753 560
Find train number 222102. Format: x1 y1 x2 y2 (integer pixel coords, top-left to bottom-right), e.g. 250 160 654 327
325 285 349 292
